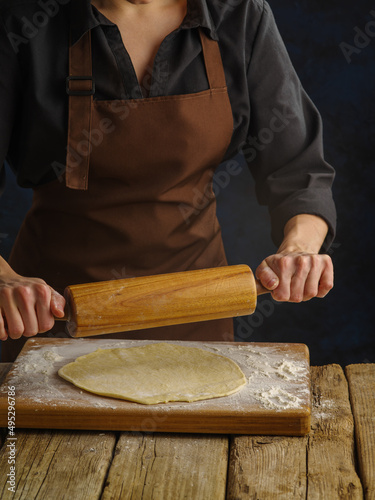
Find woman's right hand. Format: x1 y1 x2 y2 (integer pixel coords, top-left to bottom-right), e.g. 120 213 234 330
0 263 65 341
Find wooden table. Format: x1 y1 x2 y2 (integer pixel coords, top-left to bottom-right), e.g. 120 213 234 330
0 362 374 499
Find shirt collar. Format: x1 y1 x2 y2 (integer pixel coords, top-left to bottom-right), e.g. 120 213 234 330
70 0 218 46
180 0 218 40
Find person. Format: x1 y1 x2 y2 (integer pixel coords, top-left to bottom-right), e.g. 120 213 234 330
0 0 336 362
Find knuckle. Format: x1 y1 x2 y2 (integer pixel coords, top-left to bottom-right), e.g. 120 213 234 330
273 291 289 302
23 329 38 338
34 284 50 302
9 327 24 339
319 282 333 294
307 284 318 296
0 286 12 302
309 255 319 269
297 255 307 267
17 285 32 296
323 254 333 264
290 293 303 303
14 285 33 304
304 288 317 300
278 256 292 271
321 255 333 271
39 317 55 333
299 255 314 272
34 278 48 286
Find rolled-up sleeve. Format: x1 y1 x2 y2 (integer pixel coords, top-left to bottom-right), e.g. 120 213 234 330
244 0 336 251
0 15 20 197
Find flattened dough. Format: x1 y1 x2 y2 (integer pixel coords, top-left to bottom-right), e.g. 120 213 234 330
58 343 246 404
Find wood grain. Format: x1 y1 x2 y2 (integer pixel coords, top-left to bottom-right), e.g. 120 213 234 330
0 364 12 448
307 365 363 499
0 429 116 499
101 432 228 500
63 264 257 337
227 435 308 499
0 362 372 497
226 365 364 499
0 339 311 436
346 363 375 500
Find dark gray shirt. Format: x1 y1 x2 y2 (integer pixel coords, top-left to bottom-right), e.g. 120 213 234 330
0 0 336 248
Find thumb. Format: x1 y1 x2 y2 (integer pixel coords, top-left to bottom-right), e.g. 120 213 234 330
50 289 66 318
255 260 279 290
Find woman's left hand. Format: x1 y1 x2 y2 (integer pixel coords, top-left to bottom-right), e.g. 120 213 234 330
255 251 334 302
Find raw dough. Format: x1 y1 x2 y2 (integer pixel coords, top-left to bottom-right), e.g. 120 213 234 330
58 343 246 404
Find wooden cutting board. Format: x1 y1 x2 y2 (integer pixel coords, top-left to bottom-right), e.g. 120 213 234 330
0 339 311 436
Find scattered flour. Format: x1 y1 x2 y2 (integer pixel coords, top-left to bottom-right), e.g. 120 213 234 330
223 343 310 411
42 350 64 362
254 387 303 410
22 347 65 376
2 339 310 412
274 360 307 380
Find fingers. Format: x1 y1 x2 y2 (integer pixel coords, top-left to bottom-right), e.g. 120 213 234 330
273 255 299 301
259 253 334 303
0 279 58 340
289 255 320 302
299 257 320 301
0 287 25 339
316 256 334 298
300 254 334 301
34 284 55 333
0 313 8 341
255 261 279 291
13 286 40 337
50 289 66 318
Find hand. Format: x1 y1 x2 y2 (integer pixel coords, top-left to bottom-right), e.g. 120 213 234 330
256 251 334 302
0 271 66 341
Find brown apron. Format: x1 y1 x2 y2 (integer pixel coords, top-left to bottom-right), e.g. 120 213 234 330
2 28 234 362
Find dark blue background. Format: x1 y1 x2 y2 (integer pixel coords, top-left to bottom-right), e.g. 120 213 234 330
1 0 374 365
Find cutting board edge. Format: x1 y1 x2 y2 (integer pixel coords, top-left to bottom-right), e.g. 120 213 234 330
0 411 311 436
15 337 311 354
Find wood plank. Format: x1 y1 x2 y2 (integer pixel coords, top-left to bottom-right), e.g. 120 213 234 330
0 339 311 436
346 364 375 500
0 364 13 448
101 432 228 500
0 429 116 499
307 365 363 499
226 364 365 499
226 435 308 499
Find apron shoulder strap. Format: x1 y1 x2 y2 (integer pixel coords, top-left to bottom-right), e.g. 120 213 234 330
64 28 227 190
65 31 93 190
198 29 227 90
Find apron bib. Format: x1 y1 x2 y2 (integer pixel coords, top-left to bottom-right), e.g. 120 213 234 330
3 28 234 362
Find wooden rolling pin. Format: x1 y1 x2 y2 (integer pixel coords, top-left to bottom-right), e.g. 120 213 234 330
57 264 269 337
